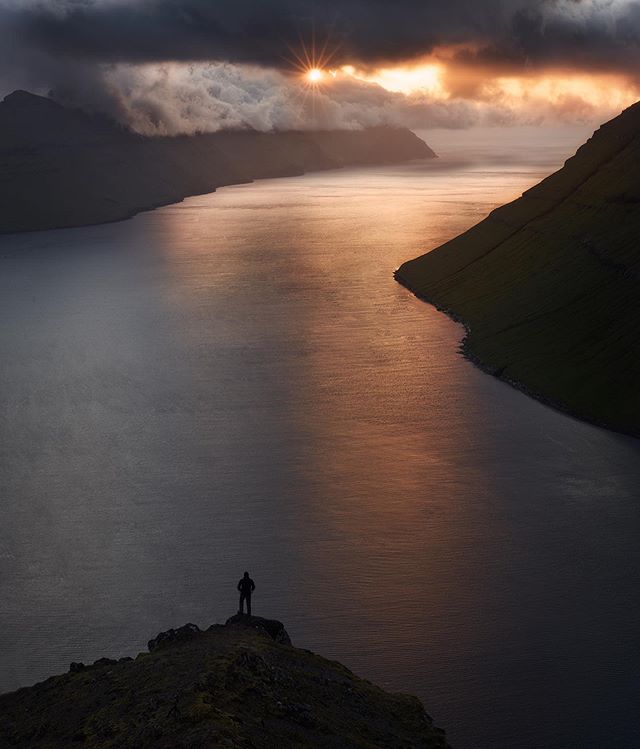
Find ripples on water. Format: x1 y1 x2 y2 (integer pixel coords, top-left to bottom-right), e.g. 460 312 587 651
1 125 639 749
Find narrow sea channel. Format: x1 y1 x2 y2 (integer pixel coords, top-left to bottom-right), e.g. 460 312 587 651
2 124 638 749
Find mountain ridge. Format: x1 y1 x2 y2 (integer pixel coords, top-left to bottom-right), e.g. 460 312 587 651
0 90 435 234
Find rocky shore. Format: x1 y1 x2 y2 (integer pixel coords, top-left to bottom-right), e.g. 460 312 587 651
0 615 450 748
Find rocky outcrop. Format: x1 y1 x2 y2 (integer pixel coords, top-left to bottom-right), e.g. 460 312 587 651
224 614 293 645
397 102 640 436
146 616 292 652
0 617 450 748
0 90 435 234
148 623 202 653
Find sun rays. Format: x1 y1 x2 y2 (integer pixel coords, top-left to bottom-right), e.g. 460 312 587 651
285 30 339 88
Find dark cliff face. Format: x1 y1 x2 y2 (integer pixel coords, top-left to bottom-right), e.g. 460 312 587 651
397 102 640 437
0 617 450 749
0 91 435 234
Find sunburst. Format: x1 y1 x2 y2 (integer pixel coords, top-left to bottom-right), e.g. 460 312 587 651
285 30 339 87
307 68 324 83
281 28 341 126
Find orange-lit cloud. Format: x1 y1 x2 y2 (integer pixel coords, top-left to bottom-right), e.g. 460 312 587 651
340 63 444 96
72 57 640 136
4 0 640 133
332 55 640 125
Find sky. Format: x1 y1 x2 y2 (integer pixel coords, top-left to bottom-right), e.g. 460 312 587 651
1 0 640 133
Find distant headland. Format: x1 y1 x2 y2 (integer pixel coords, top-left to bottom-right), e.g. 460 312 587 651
0 90 435 235
0 614 450 748
397 102 640 438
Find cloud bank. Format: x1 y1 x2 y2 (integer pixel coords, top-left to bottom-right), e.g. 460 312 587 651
6 0 640 73
1 0 640 133
61 62 485 135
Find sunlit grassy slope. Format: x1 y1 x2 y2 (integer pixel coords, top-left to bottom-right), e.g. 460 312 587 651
397 103 640 436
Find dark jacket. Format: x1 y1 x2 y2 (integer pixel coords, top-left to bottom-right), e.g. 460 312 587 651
238 576 255 595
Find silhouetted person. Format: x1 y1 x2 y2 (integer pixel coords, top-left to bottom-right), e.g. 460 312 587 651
237 571 255 616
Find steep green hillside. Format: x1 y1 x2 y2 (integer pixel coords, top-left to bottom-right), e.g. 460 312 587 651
397 103 640 436
0 616 450 749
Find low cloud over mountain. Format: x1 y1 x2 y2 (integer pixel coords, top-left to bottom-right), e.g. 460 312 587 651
2 0 639 133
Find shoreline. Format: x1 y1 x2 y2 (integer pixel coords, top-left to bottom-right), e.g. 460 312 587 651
0 92 436 235
394 102 640 441
394 268 640 441
0 159 429 239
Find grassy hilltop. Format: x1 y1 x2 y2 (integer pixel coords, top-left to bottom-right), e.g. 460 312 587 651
0 616 450 749
397 103 640 436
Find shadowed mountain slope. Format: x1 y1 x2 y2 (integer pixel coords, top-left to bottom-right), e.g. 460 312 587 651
397 103 640 437
0 616 450 749
0 91 435 234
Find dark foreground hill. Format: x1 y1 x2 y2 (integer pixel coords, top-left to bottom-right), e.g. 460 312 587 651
0 91 435 234
0 616 450 749
397 103 640 437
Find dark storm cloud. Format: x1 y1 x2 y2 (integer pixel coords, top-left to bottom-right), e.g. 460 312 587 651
453 2 640 74
3 0 497 68
4 0 640 74
1 0 638 135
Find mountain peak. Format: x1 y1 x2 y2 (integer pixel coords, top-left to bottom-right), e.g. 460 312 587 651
3 89 56 105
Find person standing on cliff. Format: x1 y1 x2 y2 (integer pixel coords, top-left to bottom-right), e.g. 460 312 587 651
237 571 256 616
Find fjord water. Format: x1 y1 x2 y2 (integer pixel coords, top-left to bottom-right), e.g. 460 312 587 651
2 125 640 748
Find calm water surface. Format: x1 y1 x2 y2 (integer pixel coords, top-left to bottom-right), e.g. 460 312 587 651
2 125 640 749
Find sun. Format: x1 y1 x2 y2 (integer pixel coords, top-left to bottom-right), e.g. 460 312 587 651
285 31 337 86
306 68 324 83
